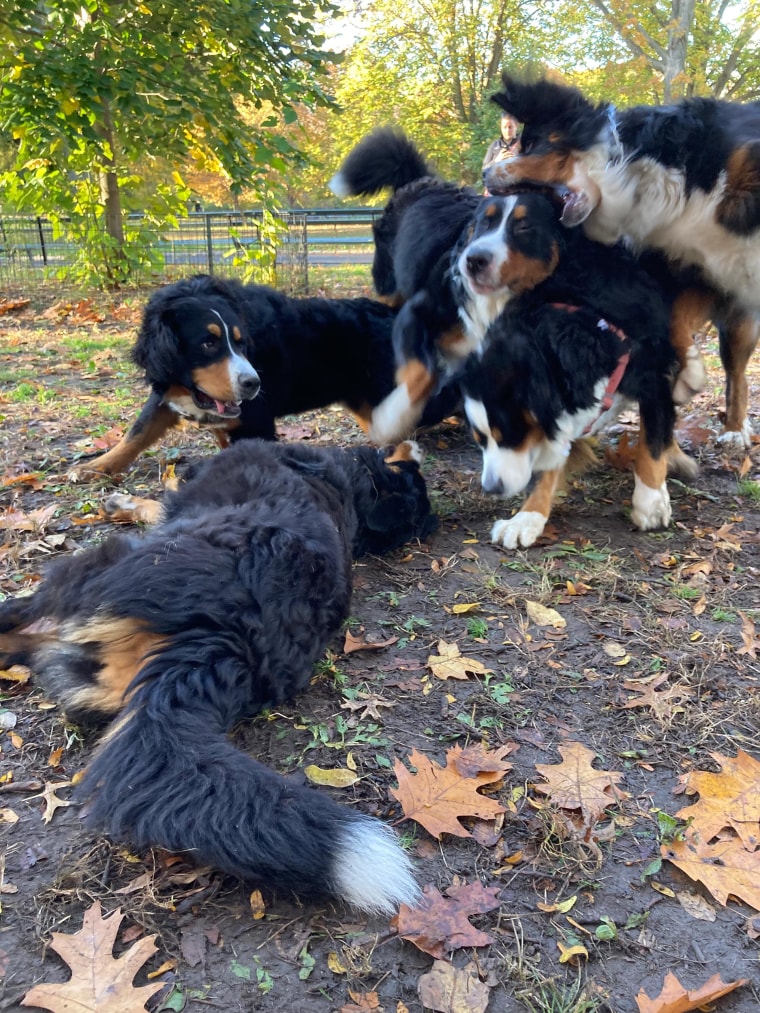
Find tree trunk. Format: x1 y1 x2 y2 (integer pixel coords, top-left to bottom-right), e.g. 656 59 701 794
662 0 696 101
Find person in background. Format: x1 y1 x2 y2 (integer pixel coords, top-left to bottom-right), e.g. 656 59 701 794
482 111 521 175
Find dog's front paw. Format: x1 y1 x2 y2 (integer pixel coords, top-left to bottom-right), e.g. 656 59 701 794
491 511 546 549
631 478 671 530
68 460 113 483
103 492 162 525
672 344 707 404
716 420 753 452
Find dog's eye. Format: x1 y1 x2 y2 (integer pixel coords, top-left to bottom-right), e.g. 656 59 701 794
513 221 532 234
201 338 218 350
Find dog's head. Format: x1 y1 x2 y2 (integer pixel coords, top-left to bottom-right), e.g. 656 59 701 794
133 275 261 421
351 441 438 556
456 192 566 301
460 335 577 499
484 74 611 228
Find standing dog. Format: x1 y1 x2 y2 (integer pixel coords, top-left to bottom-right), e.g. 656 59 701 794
458 191 693 548
1 439 436 913
70 275 458 480
483 73 760 448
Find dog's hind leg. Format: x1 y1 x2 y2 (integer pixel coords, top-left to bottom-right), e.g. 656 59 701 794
69 390 181 482
669 288 710 404
716 310 759 451
103 492 165 526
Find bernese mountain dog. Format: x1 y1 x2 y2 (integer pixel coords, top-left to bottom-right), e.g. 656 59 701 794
0 438 436 913
483 72 760 448
330 129 516 445
69 274 458 480
458 190 696 549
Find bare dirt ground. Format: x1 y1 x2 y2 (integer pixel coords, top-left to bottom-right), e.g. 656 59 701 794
1 280 759 1013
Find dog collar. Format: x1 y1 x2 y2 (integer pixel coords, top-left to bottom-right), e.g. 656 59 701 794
549 302 630 432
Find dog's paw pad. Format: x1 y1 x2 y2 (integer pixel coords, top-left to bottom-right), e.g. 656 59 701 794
491 511 546 549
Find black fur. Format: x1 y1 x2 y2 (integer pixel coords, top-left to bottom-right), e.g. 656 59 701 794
1 440 437 912
459 193 679 530
71 274 459 478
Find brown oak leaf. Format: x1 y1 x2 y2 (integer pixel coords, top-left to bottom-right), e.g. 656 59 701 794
22 901 163 1012
391 748 505 838
534 742 626 827
737 611 760 659
636 970 748 1013
449 741 517 779
620 673 694 721
341 691 397 722
417 959 491 1013
342 629 398 654
391 880 501 958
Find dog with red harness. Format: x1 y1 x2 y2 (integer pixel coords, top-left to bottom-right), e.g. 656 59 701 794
457 190 694 549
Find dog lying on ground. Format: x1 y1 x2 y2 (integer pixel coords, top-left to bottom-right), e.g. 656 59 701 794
457 190 695 549
69 274 459 481
1 439 436 913
483 72 760 448
331 129 516 444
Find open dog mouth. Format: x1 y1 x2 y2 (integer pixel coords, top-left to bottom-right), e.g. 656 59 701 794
191 387 242 417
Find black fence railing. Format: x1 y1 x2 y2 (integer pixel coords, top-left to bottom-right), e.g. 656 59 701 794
0 208 380 294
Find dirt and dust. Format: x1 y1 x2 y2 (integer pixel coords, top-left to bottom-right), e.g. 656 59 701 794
0 289 759 1013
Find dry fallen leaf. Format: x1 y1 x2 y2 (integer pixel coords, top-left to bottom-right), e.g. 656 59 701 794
664 751 760 911
391 880 501 958
417 959 491 1013
525 599 566 629
32 781 74 824
303 765 359 788
22 901 163 1013
635 970 748 1013
427 640 493 681
342 629 398 654
620 673 694 721
391 748 505 838
534 742 626 828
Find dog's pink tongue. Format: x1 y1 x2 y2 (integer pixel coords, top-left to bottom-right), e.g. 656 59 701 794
214 399 227 415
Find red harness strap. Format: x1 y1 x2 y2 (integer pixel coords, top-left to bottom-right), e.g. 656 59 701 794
549 303 630 429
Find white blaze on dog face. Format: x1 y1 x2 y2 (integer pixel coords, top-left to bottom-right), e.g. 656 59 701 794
464 396 536 498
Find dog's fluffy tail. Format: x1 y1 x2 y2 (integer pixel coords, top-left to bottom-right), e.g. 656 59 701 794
329 127 432 198
80 660 419 916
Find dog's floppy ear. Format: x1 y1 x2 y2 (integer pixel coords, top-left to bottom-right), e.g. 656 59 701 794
132 291 185 385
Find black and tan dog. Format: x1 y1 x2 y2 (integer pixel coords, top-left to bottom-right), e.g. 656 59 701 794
458 191 695 549
70 274 458 480
1 438 436 912
483 72 760 448
331 129 548 444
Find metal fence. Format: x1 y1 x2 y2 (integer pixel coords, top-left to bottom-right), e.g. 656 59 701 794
0 207 381 294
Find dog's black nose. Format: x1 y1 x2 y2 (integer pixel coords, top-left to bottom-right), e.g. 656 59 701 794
466 252 491 276
482 474 504 496
239 374 261 399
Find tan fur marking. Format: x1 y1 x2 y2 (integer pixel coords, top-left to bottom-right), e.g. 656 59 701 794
513 203 528 220
212 418 241 448
69 399 182 480
718 146 760 230
65 617 165 715
520 466 565 519
396 360 436 405
634 423 668 490
491 426 503 444
378 293 405 309
485 203 499 218
501 243 559 293
349 401 374 432
385 441 417 464
722 313 759 432
669 288 713 367
487 151 572 190
232 325 242 342
207 323 222 337
192 361 236 401
438 324 466 353
513 418 546 454
105 495 164 526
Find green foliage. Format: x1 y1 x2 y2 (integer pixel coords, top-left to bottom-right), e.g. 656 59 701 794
0 0 338 284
